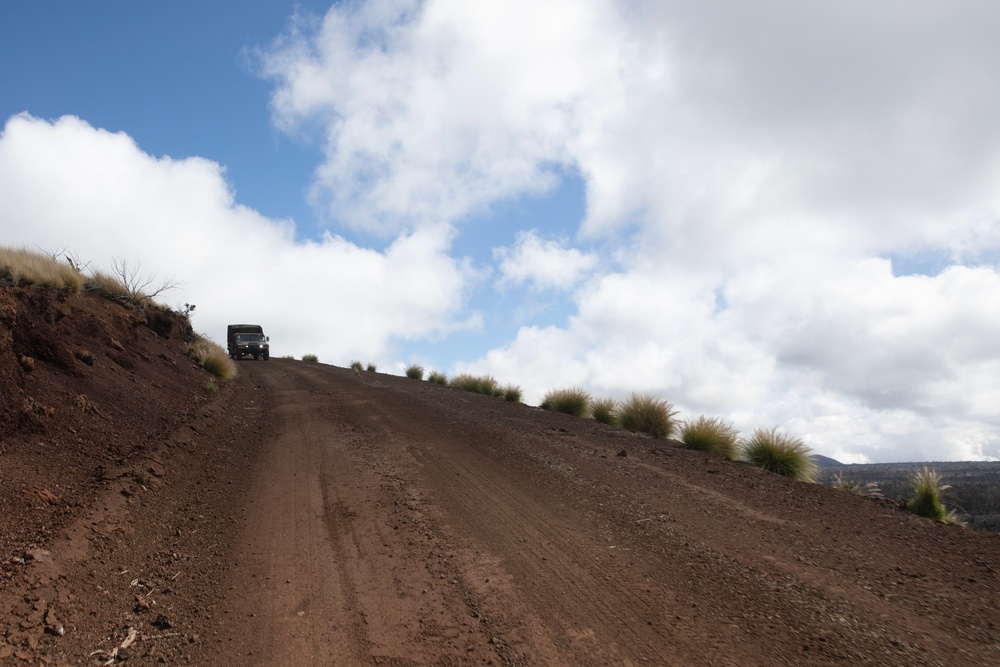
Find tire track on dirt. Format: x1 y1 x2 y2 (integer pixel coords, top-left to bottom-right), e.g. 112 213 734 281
215 360 1000 667
217 362 495 666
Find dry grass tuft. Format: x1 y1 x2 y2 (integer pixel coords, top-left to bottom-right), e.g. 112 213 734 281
541 388 591 418
590 398 618 425
85 269 134 303
616 393 677 438
680 416 740 459
188 335 237 380
502 384 523 403
741 428 816 482
907 468 956 523
405 363 424 380
0 247 85 292
831 473 884 499
302 354 319 363
449 374 501 396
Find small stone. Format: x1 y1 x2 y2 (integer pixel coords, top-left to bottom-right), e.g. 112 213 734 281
25 549 52 564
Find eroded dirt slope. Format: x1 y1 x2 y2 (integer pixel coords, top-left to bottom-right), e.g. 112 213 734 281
2 289 1000 665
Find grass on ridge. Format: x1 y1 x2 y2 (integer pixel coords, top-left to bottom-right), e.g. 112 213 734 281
188 335 237 380
680 416 740 459
540 388 591 418
405 363 424 380
907 467 954 523
86 269 136 304
502 384 523 403
616 393 677 438
302 354 319 363
0 247 86 292
741 427 816 482
590 398 617 425
449 373 501 396
832 473 884 498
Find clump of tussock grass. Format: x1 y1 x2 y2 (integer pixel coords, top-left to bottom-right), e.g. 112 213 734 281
350 359 363 372
449 373 500 396
907 468 954 522
302 354 319 363
741 427 816 482
405 363 424 380
680 416 740 460
188 335 237 380
428 370 448 385
590 398 618 425
616 393 677 438
831 473 884 499
502 384 523 403
0 247 86 292
85 269 134 304
540 387 591 418
366 362 377 372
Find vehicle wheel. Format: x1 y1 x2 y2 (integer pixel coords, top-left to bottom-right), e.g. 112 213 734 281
263 351 270 361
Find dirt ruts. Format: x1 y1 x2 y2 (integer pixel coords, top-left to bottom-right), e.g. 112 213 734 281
4 355 1000 665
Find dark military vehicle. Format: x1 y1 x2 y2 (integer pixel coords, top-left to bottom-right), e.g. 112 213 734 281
227 324 270 360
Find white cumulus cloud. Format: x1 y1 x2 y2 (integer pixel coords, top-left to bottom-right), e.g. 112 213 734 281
276 0 1000 461
494 231 598 291
0 113 475 364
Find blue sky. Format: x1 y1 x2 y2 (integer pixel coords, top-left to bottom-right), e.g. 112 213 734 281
1 1 324 228
4 1 1000 463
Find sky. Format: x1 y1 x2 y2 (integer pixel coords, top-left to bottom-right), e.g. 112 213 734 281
3 1 1000 464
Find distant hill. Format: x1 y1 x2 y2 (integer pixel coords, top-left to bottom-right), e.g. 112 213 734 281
811 454 844 467
817 461 1000 533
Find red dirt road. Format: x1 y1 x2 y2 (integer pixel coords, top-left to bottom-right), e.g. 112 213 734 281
5 358 1000 665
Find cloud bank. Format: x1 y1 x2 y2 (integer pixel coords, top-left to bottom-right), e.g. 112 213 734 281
4 1 1000 463
259 0 1000 462
0 113 475 365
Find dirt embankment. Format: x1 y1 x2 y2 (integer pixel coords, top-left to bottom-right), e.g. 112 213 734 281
3 285 1000 666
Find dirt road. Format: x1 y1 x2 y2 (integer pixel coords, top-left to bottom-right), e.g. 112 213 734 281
6 359 1000 665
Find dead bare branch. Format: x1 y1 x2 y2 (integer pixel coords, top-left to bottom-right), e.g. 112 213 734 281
110 257 181 306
